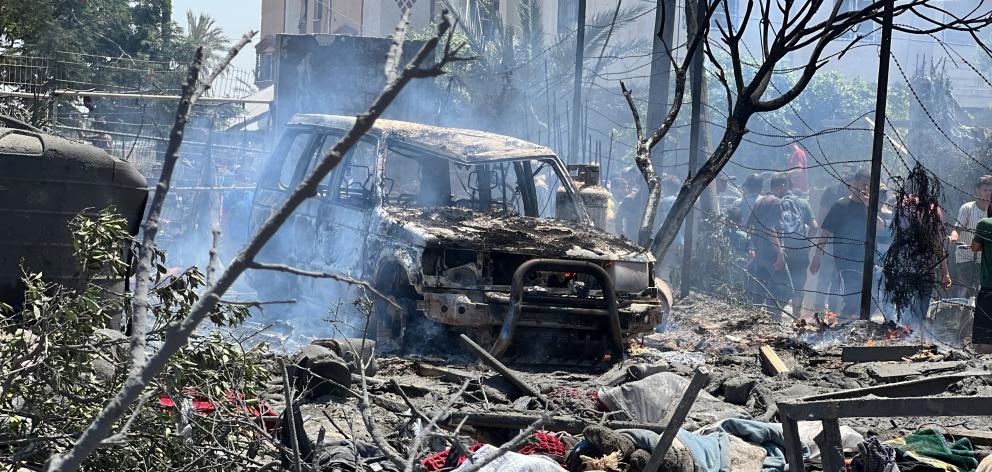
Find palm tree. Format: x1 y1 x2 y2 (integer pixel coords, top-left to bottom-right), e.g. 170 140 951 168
185 10 229 69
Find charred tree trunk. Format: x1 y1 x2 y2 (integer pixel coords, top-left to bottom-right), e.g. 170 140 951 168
651 113 748 260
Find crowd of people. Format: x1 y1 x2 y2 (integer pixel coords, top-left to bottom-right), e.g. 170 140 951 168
603 164 992 353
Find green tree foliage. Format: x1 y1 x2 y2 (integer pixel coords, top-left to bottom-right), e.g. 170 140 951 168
0 208 272 470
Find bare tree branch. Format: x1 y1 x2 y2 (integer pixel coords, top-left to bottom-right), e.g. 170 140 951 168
246 261 401 311
619 0 720 247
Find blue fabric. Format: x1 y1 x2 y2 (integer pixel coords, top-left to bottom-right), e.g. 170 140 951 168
617 429 731 472
710 418 810 472
677 429 731 472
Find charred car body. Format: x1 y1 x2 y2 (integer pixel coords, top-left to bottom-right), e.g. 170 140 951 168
250 115 671 359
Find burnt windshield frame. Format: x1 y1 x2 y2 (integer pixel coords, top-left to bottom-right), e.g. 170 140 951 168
263 126 319 190
380 138 589 222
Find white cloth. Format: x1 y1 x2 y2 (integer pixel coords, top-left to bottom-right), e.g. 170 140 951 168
797 421 864 461
454 444 565 472
955 201 986 264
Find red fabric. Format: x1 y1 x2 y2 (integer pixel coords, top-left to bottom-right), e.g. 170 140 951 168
421 442 483 471
158 388 279 431
517 432 566 459
589 390 610 412
788 145 810 193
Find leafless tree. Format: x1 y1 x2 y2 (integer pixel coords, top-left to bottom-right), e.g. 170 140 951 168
44 12 472 472
630 0 992 260
620 0 720 247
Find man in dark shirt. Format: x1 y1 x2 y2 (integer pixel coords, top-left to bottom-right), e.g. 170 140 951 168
810 169 885 318
969 212 992 354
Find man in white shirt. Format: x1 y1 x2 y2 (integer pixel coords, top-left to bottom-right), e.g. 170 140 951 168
950 175 992 299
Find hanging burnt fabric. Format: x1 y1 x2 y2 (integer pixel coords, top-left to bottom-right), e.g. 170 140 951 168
881 163 946 316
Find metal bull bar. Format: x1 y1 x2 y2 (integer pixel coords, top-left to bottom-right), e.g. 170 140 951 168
490 258 623 359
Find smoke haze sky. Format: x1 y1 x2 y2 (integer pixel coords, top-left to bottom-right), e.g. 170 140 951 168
172 0 262 74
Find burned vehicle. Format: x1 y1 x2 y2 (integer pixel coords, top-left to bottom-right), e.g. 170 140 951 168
250 115 671 360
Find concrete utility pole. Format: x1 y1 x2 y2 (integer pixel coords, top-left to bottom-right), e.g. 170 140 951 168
680 0 706 298
647 0 677 170
860 0 894 320
570 0 587 164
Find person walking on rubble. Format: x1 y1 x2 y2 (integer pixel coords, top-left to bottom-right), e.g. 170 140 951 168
951 175 992 299
969 205 992 354
810 169 885 319
746 194 793 320
769 172 818 316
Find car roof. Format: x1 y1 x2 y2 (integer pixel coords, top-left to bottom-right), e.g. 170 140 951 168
289 114 558 164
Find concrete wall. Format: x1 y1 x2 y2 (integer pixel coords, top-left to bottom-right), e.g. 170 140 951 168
261 0 287 38
272 34 438 130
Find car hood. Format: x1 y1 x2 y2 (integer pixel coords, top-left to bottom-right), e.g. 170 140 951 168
381 206 652 262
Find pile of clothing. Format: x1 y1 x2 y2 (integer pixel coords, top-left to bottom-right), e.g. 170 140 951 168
851 429 984 472
422 432 572 472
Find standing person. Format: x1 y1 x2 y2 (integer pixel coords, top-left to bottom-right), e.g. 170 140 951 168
615 169 643 241
810 169 885 319
769 173 818 316
969 207 992 354
746 195 793 320
787 144 810 194
812 170 856 312
950 175 992 299
716 173 742 211
735 173 765 225
608 176 631 237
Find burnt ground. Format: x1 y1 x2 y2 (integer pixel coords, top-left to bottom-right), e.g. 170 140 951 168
270 292 992 470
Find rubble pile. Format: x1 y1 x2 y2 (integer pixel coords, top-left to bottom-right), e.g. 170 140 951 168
264 293 992 472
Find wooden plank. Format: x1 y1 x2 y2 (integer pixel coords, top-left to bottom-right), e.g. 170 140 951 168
413 363 475 382
460 334 548 407
841 345 934 363
759 345 790 376
781 396 992 421
804 372 990 401
867 361 964 382
441 411 667 435
945 428 992 447
779 408 806 472
644 366 710 472
816 419 845 472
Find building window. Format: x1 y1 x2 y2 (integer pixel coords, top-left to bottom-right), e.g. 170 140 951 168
257 52 273 82
557 0 578 37
299 0 309 33
838 0 879 42
314 0 325 33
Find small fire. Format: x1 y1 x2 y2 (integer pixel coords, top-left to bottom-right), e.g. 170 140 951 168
885 325 913 340
866 338 875 347
601 353 612 362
